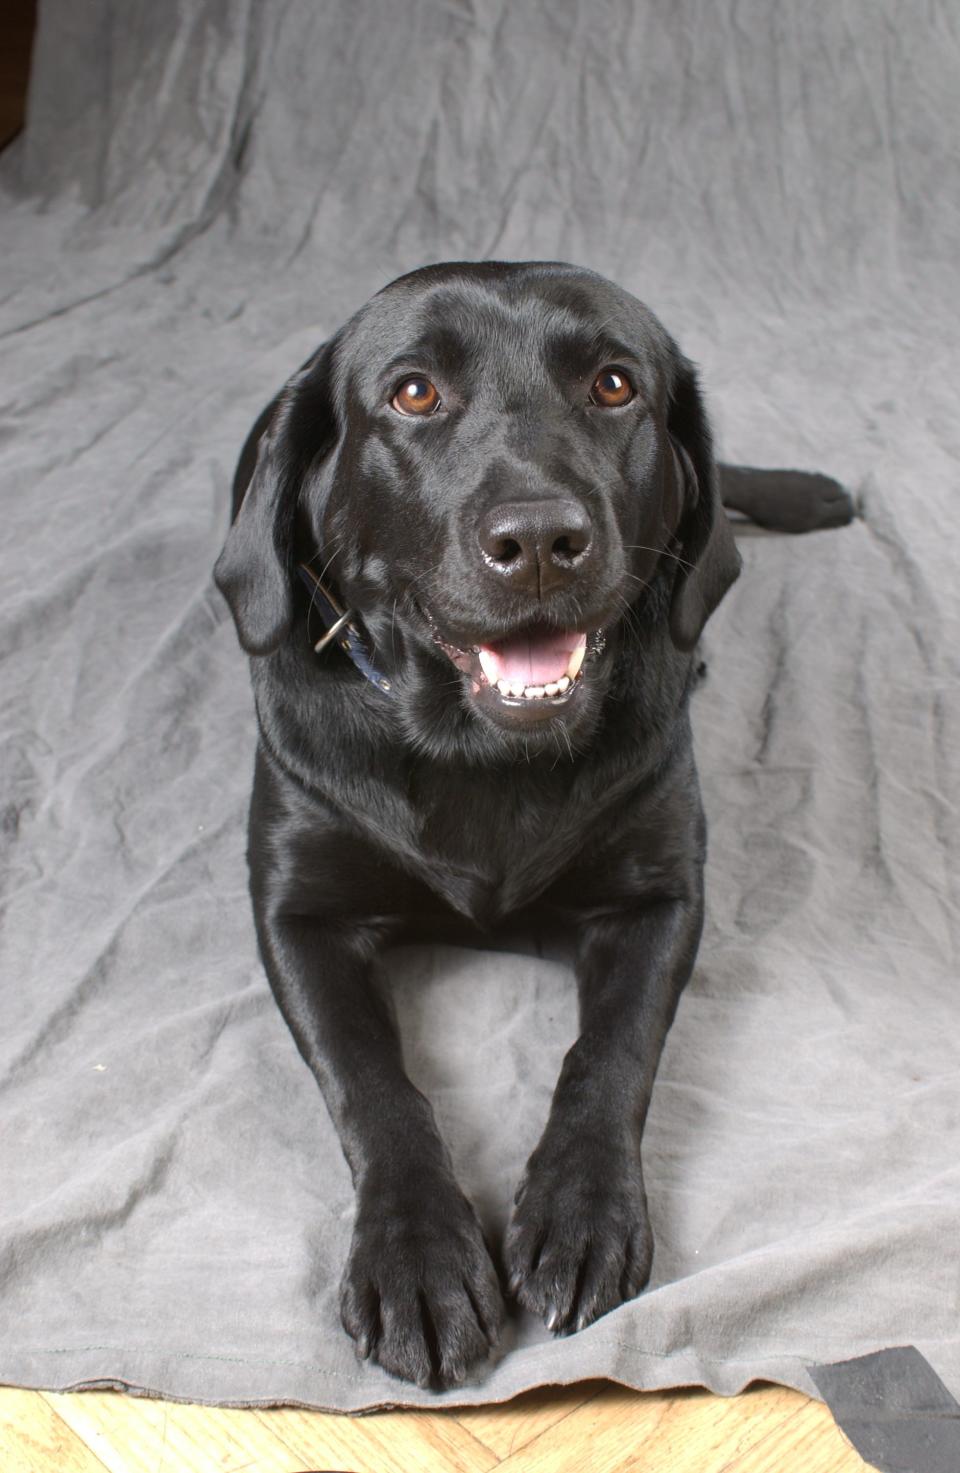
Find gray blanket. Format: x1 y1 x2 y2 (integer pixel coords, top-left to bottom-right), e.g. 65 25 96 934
2 0 958 1411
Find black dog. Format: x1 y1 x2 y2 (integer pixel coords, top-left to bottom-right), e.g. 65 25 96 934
215 261 852 1388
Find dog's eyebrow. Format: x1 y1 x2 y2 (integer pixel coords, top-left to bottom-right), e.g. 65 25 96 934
379 349 440 379
375 326 471 384
589 336 639 365
544 326 643 377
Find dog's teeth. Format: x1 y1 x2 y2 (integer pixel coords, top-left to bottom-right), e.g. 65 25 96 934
478 649 500 684
488 663 581 702
567 642 586 680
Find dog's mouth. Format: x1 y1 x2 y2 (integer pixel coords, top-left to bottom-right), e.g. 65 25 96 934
429 618 607 718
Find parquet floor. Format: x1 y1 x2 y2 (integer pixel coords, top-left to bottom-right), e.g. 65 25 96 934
0 1380 868 1472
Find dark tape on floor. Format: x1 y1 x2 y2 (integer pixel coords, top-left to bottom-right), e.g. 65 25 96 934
809 1346 960 1473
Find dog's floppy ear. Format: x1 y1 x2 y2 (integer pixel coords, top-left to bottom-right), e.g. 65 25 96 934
666 358 742 651
215 338 340 656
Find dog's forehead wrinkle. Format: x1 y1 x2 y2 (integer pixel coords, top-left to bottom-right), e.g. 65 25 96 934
405 291 569 384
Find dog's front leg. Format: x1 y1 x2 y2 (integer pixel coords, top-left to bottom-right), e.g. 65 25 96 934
257 909 504 1386
505 894 703 1333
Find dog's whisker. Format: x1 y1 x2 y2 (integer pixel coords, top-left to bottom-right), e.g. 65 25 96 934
557 718 575 763
300 540 351 632
405 562 445 592
622 542 697 573
610 588 642 640
302 549 343 626
304 537 346 581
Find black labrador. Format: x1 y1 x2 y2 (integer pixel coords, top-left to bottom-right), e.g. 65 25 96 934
215 261 852 1388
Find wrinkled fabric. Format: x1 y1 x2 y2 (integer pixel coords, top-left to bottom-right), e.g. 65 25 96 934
1 0 958 1412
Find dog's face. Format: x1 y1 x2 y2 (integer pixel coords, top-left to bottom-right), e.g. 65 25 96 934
216 263 740 759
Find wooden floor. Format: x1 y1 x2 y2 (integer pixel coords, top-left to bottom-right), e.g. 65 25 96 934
0 1379 867 1472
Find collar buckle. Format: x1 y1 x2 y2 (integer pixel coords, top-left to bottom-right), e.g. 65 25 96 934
296 563 392 696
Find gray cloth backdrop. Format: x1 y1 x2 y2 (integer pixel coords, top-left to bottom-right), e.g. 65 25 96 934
1 0 958 1412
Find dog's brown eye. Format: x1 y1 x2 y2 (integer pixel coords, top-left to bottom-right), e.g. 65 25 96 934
589 368 634 408
392 377 441 416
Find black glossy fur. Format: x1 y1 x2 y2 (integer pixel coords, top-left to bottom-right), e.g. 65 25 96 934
215 261 853 1388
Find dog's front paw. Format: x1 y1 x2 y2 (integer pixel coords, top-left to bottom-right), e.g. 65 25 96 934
340 1173 504 1388
505 1140 653 1335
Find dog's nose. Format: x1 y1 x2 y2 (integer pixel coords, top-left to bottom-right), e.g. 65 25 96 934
477 499 592 595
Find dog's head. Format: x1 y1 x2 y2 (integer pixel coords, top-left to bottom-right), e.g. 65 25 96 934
216 262 740 759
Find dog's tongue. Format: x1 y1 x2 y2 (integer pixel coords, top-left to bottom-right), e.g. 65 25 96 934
479 628 586 687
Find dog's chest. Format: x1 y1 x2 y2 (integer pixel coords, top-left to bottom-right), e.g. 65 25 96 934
403 767 585 926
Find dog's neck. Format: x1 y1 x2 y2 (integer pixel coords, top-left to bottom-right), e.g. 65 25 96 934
296 563 392 696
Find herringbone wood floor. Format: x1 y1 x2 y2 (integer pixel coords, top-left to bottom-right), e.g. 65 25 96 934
0 1380 867 1471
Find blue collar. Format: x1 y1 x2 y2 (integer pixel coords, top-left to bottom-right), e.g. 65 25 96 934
297 563 392 696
